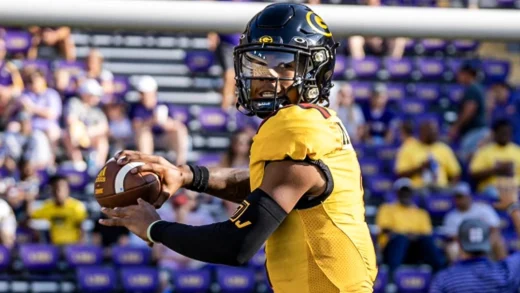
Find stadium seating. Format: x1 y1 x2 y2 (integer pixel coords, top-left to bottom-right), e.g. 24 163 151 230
394 266 432 293
172 268 211 293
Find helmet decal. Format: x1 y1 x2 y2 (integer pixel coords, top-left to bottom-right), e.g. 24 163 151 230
306 12 332 37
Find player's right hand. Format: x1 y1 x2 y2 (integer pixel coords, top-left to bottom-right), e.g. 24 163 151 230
114 150 187 208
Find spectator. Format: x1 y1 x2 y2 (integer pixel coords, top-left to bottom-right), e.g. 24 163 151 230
52 69 74 102
511 90 520 145
332 84 365 143
63 79 109 170
208 28 239 111
0 197 16 249
449 61 488 161
18 70 62 147
0 38 24 97
347 0 406 59
130 76 189 165
361 84 396 145
470 119 520 194
220 130 252 169
442 182 506 263
30 175 87 245
84 49 115 103
487 81 516 123
104 101 133 154
27 26 76 61
430 184 520 293
3 111 54 170
395 119 461 189
376 178 445 278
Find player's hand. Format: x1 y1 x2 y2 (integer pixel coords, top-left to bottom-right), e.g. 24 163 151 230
99 198 161 246
114 150 187 208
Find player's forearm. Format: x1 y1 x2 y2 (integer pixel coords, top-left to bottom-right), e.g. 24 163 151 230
149 189 286 266
180 165 250 203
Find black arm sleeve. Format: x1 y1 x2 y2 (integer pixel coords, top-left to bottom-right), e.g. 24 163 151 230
149 188 287 266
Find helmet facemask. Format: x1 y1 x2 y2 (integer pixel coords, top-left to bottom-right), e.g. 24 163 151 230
234 43 334 118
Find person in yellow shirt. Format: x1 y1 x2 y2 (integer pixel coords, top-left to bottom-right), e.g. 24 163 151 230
31 175 87 245
395 120 461 189
470 119 520 193
376 178 445 278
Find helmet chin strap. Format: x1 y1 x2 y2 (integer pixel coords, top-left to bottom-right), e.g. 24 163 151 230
251 97 290 118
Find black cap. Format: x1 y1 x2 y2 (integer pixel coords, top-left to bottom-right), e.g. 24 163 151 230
458 218 491 253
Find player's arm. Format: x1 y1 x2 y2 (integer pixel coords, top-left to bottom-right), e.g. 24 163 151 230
100 160 325 266
114 150 251 204
178 165 250 203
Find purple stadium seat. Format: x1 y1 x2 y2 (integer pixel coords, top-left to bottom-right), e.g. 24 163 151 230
76 266 117 293
36 169 49 190
64 245 103 268
482 59 510 83
386 83 406 101
381 0 404 5
170 105 190 124
21 60 51 77
365 175 394 198
405 39 417 54
496 0 516 8
236 112 262 131
374 268 388 293
395 267 432 293
425 195 454 218
446 58 464 74
349 57 381 79
376 145 398 165
120 267 159 293
248 248 266 270
417 58 445 80
53 60 86 77
359 158 382 176
198 107 229 132
452 40 479 52
185 50 214 73
350 81 373 101
420 39 448 53
411 0 437 6
196 152 223 167
333 55 347 79
445 84 464 104
0 246 10 271
173 269 211 293
19 244 58 272
400 99 429 115
216 267 256 293
112 246 151 267
384 58 413 80
112 76 129 97
15 227 34 245
56 166 89 192
414 83 441 102
4 30 31 54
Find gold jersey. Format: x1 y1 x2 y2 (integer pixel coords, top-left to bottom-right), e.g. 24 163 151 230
250 104 377 293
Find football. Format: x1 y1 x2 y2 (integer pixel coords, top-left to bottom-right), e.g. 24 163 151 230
94 158 161 208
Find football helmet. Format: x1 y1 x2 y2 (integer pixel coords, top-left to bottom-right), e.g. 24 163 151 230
234 3 339 118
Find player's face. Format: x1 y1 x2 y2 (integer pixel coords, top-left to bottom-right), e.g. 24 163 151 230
241 51 300 104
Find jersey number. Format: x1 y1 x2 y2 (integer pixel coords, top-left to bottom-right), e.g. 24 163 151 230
334 120 353 150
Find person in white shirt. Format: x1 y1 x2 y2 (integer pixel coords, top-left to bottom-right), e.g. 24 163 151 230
443 182 506 262
331 83 365 144
0 198 16 249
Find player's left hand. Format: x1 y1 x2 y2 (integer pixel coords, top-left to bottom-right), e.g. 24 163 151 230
99 198 161 244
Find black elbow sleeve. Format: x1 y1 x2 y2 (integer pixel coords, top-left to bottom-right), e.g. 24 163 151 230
150 188 287 266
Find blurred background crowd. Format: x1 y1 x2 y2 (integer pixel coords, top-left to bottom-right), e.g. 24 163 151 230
0 0 520 292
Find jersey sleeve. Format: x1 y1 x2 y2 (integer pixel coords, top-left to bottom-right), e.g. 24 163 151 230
251 105 343 162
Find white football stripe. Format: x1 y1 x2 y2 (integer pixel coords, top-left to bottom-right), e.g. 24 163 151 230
115 162 144 194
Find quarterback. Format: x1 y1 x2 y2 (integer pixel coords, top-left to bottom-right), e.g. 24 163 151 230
100 3 378 292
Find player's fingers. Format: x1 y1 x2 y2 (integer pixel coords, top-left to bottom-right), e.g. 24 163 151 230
98 217 128 227
114 150 138 161
101 207 132 218
131 163 164 178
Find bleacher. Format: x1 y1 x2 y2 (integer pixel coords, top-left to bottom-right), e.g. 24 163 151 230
1 0 519 290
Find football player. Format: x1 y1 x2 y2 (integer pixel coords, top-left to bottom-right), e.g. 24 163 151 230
100 3 378 292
